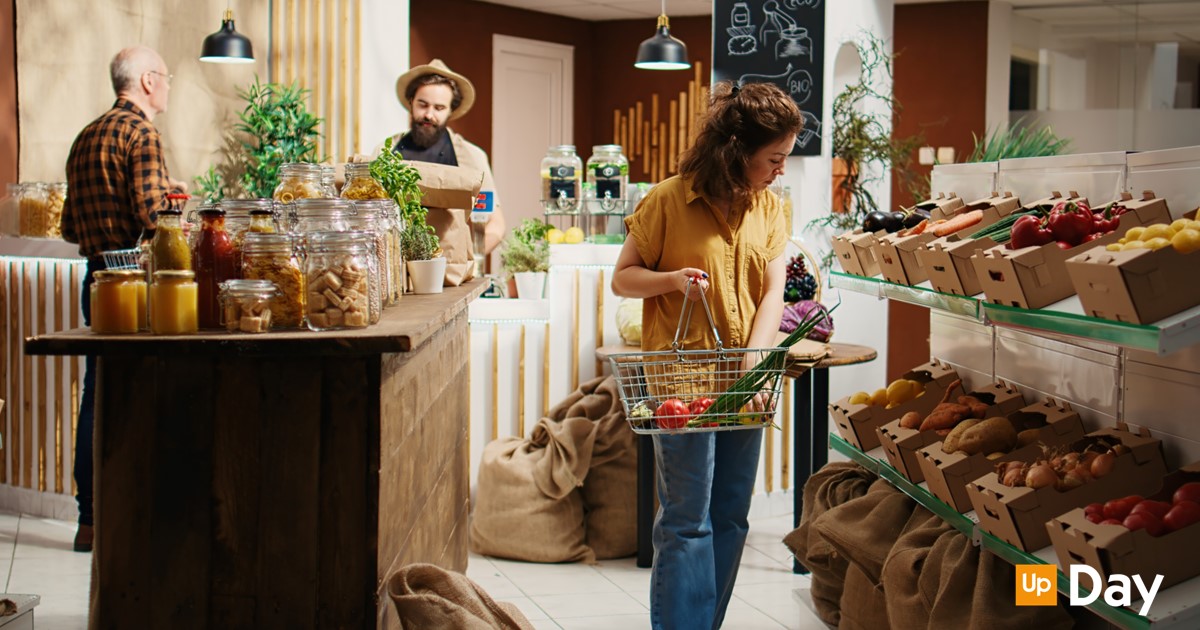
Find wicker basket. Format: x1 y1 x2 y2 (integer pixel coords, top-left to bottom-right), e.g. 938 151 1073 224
787 237 823 304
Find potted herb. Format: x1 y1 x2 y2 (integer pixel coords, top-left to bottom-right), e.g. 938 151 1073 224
500 218 551 299
371 138 445 293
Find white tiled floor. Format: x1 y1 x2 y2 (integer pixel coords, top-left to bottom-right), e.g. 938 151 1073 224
4 511 827 629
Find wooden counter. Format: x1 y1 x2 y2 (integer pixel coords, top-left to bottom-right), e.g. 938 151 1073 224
26 280 486 630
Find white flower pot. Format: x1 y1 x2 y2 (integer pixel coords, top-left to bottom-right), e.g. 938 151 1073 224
513 271 547 300
407 257 446 294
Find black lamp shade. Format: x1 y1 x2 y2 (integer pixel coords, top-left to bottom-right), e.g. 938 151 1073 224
200 15 255 64
635 21 690 70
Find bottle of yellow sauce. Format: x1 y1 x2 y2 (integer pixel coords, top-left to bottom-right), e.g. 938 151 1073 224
150 270 198 335
90 270 142 334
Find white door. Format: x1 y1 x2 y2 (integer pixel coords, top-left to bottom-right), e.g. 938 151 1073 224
492 35 574 267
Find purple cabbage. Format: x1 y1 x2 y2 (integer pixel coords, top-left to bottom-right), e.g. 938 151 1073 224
780 301 834 342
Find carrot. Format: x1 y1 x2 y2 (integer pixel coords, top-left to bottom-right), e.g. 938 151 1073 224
930 210 984 237
908 219 929 236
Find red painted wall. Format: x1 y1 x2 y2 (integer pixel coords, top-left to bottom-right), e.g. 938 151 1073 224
1 0 17 187
889 1 990 380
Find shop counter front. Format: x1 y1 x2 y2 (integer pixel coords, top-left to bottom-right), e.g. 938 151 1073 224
25 279 485 630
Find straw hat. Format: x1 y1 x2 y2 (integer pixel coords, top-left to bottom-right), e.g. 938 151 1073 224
394 59 476 121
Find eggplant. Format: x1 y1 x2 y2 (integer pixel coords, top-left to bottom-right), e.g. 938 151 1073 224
862 211 889 233
901 211 925 229
881 211 905 233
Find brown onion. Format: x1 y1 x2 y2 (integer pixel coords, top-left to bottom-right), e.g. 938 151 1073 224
1003 467 1026 487
1060 470 1085 490
1112 444 1131 456
1026 463 1057 489
1090 452 1116 478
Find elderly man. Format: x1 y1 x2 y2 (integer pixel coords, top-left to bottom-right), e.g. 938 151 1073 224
61 45 186 552
389 59 506 257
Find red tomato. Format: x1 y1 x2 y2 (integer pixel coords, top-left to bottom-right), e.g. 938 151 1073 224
1085 511 1105 524
655 398 691 430
689 397 715 417
1100 518 1124 526
1130 500 1172 520
1123 512 1166 537
1163 500 1200 533
1084 502 1104 516
1103 495 1144 521
1173 482 1200 505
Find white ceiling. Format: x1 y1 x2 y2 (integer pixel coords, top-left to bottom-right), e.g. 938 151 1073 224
474 0 1200 44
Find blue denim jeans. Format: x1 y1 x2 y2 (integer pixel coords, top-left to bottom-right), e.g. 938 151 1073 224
74 258 104 527
650 429 762 630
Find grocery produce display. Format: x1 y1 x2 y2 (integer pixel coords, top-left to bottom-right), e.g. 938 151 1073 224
994 436 1130 490
1104 217 1200 254
1006 199 1124 250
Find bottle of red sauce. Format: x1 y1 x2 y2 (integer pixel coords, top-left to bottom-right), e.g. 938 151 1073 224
192 206 237 329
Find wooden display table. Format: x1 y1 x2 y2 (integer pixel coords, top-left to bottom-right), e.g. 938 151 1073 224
597 340 877 570
26 280 486 630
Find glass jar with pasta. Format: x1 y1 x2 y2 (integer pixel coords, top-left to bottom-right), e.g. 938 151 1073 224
348 200 395 309
340 163 389 200
303 231 373 331
220 198 275 270
219 279 279 333
288 198 353 238
242 232 305 328
272 163 325 203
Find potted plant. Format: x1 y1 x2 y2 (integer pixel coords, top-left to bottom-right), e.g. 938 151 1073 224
371 138 445 293
500 218 552 299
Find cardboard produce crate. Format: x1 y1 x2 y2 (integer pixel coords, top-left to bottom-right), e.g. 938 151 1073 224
829 360 959 452
1047 463 1200 590
877 382 1026 484
874 230 941 286
1066 209 1200 324
915 192 967 221
967 427 1168 552
917 193 1023 296
831 228 885 277
918 399 1086 513
973 192 1171 310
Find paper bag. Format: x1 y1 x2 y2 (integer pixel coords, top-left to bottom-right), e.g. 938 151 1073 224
408 162 484 286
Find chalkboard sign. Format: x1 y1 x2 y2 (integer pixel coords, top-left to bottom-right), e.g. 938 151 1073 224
712 0 825 156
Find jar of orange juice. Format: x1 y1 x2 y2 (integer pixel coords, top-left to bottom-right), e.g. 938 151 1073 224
90 270 143 334
150 270 199 334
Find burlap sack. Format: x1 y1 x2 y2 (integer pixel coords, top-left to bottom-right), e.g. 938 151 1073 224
386 563 534 630
408 161 484 287
469 417 598 564
813 478 918 584
838 562 891 630
782 462 877 627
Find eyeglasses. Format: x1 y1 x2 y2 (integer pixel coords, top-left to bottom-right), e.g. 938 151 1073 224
148 71 173 85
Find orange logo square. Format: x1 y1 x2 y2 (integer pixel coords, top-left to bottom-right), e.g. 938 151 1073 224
1015 564 1057 606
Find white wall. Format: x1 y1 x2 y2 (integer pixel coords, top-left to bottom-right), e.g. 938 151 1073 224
782 0 894 421
358 0 410 154
986 1 1012 133
1015 109 1200 154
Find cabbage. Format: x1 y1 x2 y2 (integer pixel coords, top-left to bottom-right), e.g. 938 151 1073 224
780 300 833 342
616 298 643 345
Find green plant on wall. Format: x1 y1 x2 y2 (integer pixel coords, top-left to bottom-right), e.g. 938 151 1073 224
967 117 1070 162
193 77 323 200
811 33 923 238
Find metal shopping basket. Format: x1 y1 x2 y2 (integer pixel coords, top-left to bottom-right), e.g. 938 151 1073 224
100 248 141 270
608 278 787 435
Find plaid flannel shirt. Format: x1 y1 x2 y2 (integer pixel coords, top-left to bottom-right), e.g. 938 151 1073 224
62 99 173 258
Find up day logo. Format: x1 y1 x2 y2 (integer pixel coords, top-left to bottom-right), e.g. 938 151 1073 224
1015 564 1164 616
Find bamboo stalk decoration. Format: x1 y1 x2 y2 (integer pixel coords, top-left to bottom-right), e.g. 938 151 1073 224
22 264 32 487
668 100 678 174
492 323 499 440
9 261 19 486
519 325 526 437
37 263 46 490
54 265 63 493
611 67 709 182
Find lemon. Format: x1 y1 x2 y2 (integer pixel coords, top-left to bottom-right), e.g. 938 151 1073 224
1124 226 1146 242
1171 218 1192 233
546 228 565 244
1171 228 1200 254
1144 237 1171 251
564 227 585 244
1141 224 1173 241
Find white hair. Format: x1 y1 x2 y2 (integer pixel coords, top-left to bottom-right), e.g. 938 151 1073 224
109 46 162 96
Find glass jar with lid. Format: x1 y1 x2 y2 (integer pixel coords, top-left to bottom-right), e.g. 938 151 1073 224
586 145 629 243
242 233 305 328
340 163 389 200
273 163 325 202
90 269 145 334
150 209 192 275
303 231 374 331
45 182 66 239
287 198 353 236
149 270 198 335
320 164 339 198
192 207 238 328
540 145 583 216
18 182 48 238
348 200 396 309
220 198 275 268
220 279 279 333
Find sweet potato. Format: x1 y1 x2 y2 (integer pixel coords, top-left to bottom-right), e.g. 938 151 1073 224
957 395 989 419
918 403 971 431
899 411 923 430
956 417 1019 456
941 419 982 453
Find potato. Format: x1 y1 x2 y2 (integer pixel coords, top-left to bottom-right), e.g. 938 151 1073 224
870 388 889 407
956 417 1018 456
848 391 871 405
941 419 982 453
887 379 918 406
1017 428 1042 447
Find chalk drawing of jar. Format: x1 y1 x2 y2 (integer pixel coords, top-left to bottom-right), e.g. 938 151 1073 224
776 27 812 63
731 2 751 27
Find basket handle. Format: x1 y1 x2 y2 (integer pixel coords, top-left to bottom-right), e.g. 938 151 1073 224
671 277 723 352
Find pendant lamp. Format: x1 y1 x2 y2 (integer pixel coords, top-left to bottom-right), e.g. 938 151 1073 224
635 0 690 70
200 8 255 64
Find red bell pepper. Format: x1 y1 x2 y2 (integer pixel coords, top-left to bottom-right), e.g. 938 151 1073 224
1009 215 1054 249
1048 201 1094 246
1093 203 1126 234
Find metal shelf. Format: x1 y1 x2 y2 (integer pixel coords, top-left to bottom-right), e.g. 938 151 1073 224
828 270 1200 356
830 434 1200 629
